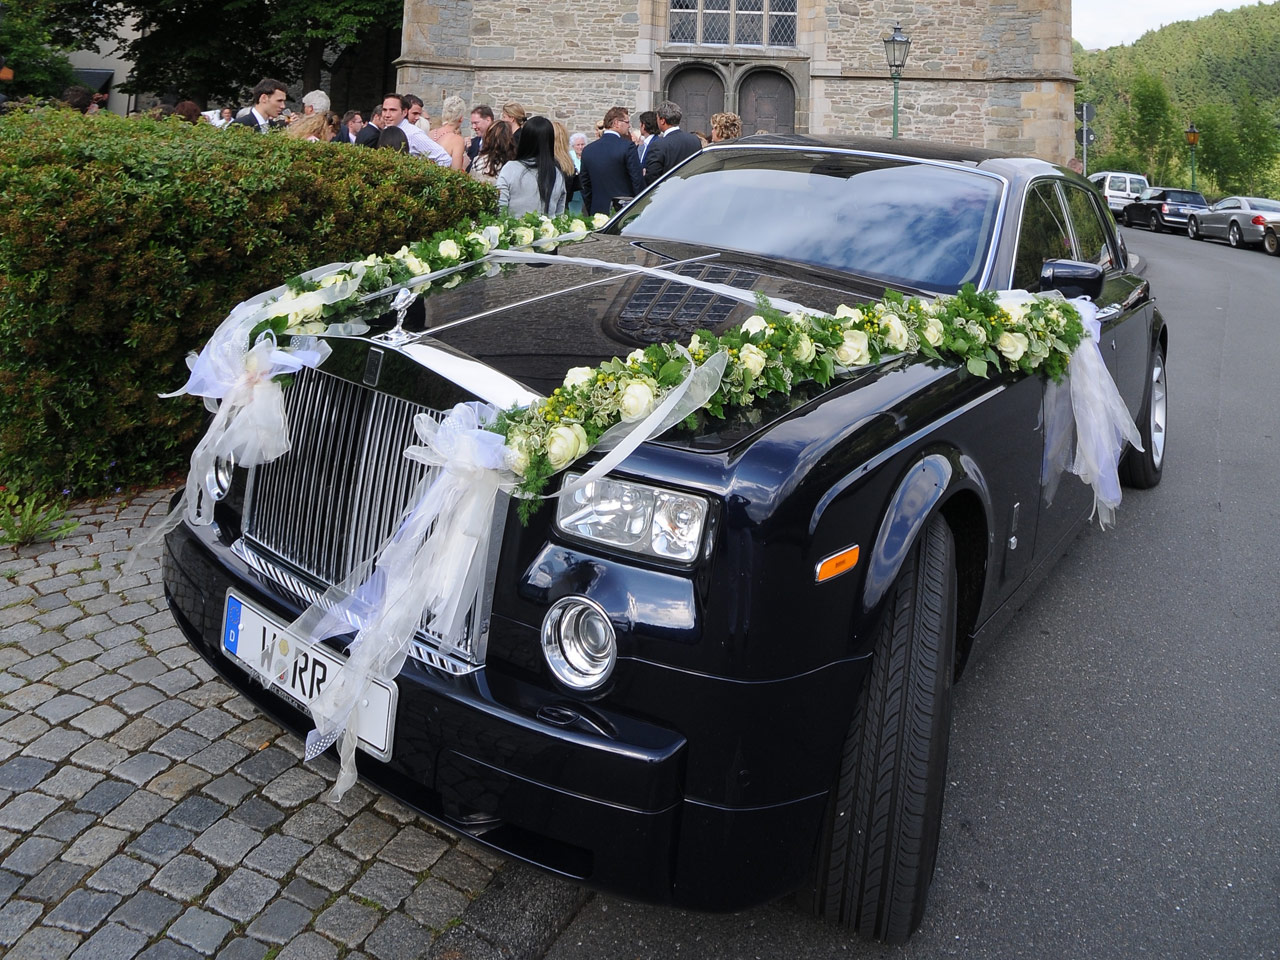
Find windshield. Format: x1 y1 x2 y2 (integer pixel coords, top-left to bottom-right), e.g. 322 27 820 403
610 148 1005 294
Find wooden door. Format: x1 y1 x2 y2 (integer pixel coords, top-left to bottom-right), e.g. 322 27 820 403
667 68 724 138
739 70 795 135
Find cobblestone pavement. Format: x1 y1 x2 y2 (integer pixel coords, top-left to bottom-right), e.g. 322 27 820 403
0 490 581 960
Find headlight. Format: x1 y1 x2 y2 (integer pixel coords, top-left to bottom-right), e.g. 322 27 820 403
204 453 235 502
555 474 708 562
542 596 616 690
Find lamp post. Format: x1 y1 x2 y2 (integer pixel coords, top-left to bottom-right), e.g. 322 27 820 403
883 22 911 139
1185 122 1200 191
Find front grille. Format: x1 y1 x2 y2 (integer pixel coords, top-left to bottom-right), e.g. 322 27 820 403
237 365 496 673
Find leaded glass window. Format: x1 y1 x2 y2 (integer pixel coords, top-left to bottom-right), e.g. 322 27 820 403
668 0 798 46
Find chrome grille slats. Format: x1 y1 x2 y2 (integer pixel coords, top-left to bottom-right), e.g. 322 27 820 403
239 364 483 673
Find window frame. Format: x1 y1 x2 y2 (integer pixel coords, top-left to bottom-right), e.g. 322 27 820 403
668 0 798 47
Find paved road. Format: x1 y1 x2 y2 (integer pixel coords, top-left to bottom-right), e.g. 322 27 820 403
0 494 530 960
538 227 1280 959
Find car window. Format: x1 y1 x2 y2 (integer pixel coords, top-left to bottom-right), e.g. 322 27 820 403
1108 176 1126 191
1139 189 1160 201
613 150 1004 294
1218 198 1240 210
1251 199 1280 212
1013 181 1074 291
1167 190 1206 204
1129 177 1148 192
1062 183 1115 272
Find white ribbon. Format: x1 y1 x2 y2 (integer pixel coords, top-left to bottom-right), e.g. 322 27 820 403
1064 298 1142 529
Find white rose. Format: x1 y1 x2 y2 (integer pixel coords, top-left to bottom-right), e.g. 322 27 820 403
619 380 656 421
835 305 864 323
996 331 1030 363
513 226 536 246
359 254 380 267
792 335 816 363
881 315 910 352
438 239 461 260
545 424 589 469
539 220 558 239
570 219 588 233
319 272 347 288
966 321 987 345
505 430 532 476
741 315 768 336
466 231 492 254
288 303 323 324
404 253 429 275
591 212 610 229
739 343 767 377
922 316 945 347
785 310 807 324
626 348 647 365
834 329 870 366
563 366 595 389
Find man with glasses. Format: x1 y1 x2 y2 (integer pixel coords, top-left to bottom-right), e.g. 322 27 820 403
578 107 644 216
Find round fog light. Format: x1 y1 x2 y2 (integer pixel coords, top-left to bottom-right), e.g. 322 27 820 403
541 596 616 691
204 453 235 502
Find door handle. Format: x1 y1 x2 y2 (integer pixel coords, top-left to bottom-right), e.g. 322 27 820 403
1095 304 1122 322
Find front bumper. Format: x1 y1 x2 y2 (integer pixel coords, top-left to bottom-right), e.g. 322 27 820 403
164 519 833 910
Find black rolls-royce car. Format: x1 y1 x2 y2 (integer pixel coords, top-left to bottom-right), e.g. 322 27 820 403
164 137 1167 943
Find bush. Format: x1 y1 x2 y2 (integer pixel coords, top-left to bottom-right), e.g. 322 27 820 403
0 107 497 497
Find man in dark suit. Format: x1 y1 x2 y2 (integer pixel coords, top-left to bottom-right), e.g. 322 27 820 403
636 111 659 179
579 106 644 216
643 100 703 186
354 104 385 147
466 105 494 170
231 78 288 133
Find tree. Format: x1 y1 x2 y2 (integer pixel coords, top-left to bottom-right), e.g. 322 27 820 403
1232 85 1280 194
1125 71 1178 184
0 1 77 99
36 0 401 107
1192 101 1246 194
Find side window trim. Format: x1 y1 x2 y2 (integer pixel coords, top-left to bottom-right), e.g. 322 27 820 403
1061 180 1123 275
1008 177 1074 291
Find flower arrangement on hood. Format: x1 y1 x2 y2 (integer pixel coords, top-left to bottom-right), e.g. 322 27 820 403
492 286 1086 518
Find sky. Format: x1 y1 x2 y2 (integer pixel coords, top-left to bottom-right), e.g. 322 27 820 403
1073 0 1276 49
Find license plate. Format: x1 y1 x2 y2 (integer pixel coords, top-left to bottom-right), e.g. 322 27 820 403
221 592 397 760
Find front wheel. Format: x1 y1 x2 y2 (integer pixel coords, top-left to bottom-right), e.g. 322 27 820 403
1265 229 1280 256
1120 341 1167 489
806 517 957 944
1188 218 1202 240
1124 209 1135 228
1228 223 1243 248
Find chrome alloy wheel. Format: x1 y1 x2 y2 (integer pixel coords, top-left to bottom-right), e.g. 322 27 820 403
1149 351 1167 469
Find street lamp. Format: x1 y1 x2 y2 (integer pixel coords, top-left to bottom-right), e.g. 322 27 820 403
1185 122 1200 191
883 22 911 139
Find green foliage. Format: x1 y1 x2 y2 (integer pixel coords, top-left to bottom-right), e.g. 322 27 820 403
0 1 77 100
0 107 497 498
1075 3 1280 193
0 490 78 546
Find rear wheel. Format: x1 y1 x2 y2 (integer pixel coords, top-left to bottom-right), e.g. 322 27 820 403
1151 213 1165 233
1229 223 1243 248
1265 229 1280 256
1187 217 1202 240
806 517 956 944
1120 341 1167 489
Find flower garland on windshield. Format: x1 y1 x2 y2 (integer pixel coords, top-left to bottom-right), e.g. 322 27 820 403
495 286 1085 520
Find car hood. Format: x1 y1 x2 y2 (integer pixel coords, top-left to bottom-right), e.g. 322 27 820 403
338 233 938 451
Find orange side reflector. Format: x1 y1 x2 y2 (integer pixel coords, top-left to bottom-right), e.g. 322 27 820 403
815 545 860 583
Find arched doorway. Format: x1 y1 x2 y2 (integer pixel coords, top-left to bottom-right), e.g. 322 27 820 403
666 67 724 137
738 70 795 135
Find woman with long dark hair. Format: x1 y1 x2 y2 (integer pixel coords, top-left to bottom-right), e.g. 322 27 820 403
470 121 517 186
496 115 567 217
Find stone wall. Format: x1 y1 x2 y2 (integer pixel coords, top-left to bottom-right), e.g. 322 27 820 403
396 0 1075 161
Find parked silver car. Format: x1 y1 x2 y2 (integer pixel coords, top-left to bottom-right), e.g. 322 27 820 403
1187 196 1280 248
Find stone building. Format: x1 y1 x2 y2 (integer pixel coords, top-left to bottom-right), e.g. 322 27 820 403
396 0 1075 162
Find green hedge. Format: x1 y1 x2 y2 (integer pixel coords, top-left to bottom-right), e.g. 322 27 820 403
0 107 497 497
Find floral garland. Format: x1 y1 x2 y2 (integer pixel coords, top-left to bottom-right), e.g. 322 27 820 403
223 210 1085 523
493 286 1085 519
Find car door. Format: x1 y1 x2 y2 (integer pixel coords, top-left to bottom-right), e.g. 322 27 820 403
1207 198 1238 238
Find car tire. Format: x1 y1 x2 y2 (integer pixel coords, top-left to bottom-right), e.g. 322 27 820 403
1124 209 1135 228
1265 229 1280 256
1151 214 1165 233
1229 223 1243 248
805 516 956 944
1120 341 1167 489
1188 217 1201 240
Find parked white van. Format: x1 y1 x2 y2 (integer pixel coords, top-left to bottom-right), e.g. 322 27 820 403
1089 171 1150 217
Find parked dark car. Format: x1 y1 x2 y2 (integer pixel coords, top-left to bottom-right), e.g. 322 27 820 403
1187 195 1280 247
164 137 1167 943
1122 186 1208 231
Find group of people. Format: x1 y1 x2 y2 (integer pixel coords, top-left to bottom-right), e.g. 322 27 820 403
221 78 751 219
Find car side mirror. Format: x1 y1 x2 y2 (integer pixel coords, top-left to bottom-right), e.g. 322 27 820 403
1039 259 1105 300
